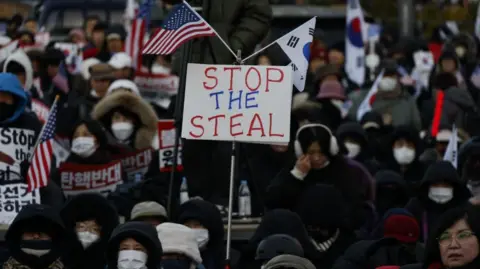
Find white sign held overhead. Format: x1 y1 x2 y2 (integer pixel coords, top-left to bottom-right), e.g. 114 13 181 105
181 64 292 143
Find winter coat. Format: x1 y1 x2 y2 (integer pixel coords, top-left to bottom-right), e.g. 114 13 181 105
438 87 479 136
405 161 471 243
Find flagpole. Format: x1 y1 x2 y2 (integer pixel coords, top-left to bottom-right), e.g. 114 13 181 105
29 95 60 163
184 1 239 61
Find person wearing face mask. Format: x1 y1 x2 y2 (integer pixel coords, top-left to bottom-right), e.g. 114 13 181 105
382 127 426 191
266 123 374 230
156 223 205 269
314 80 348 131
405 161 471 243
177 199 224 269
106 222 163 269
349 60 422 131
61 193 120 269
3 204 68 269
92 88 158 151
3 49 34 96
295 184 358 269
336 122 380 175
49 119 124 194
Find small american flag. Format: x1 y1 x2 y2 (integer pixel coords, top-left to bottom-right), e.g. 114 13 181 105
142 2 215 55
125 0 153 69
27 98 58 192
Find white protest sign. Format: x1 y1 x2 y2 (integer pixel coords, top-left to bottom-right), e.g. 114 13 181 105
0 128 36 179
181 64 292 143
0 183 41 225
54 42 82 74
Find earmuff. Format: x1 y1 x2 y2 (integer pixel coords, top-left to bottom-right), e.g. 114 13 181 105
294 123 339 158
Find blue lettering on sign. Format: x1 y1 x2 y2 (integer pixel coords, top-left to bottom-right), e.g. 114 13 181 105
229 90 243 110
209 91 224 110
245 91 259 109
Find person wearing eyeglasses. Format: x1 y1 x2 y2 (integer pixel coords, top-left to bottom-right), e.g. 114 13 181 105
423 205 480 269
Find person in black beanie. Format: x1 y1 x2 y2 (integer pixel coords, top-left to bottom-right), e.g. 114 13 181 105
39 48 67 106
3 204 69 269
266 123 375 230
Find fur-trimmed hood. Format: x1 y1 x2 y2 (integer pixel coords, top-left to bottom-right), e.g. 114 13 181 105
3 49 33 91
91 91 158 150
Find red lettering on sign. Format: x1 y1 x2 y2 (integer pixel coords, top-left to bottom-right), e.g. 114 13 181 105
247 113 266 137
268 113 284 137
230 113 243 136
224 67 241 91
190 116 204 138
266 67 284 93
208 114 226 136
245 67 261 91
203 67 218 90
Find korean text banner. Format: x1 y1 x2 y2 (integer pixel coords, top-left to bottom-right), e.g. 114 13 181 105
158 120 183 172
181 64 292 143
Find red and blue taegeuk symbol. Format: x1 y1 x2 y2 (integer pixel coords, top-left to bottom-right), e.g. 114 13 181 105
347 17 363 48
303 42 312 61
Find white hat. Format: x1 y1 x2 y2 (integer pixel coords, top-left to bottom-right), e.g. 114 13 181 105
156 223 202 264
81 58 101 80
0 36 12 46
108 52 133 69
107 79 140 96
131 201 168 220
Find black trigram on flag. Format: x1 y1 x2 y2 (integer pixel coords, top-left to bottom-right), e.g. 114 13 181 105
309 28 314 36
290 63 298 72
287 36 300 48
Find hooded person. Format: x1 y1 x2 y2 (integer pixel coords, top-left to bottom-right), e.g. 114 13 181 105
235 209 317 269
255 234 305 266
423 205 480 269
177 199 224 269
130 201 168 226
405 161 471 243
360 111 395 161
315 80 348 130
60 193 120 269
265 123 375 229
459 137 480 195
348 60 422 131
3 204 68 269
106 222 163 269
429 50 464 92
374 170 410 217
295 184 358 269
156 223 204 269
382 126 426 190
336 122 380 175
3 49 33 94
92 89 158 150
334 208 423 269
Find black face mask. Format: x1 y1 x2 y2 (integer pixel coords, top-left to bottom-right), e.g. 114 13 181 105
0 102 16 122
162 259 192 269
19 239 52 257
308 227 338 242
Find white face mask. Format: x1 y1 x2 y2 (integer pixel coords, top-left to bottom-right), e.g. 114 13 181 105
193 228 209 249
379 77 398 91
117 250 148 269
112 122 134 141
428 186 454 204
71 137 96 158
393 146 415 165
77 231 100 249
344 142 361 158
21 248 50 257
455 46 466 58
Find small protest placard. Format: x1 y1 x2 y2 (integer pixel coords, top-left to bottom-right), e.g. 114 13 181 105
134 71 179 109
113 148 153 181
54 42 82 74
0 183 41 224
181 64 292 143
158 120 183 172
59 161 123 197
0 127 36 180
31 99 50 123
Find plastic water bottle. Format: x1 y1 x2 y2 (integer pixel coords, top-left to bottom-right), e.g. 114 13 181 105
134 173 142 184
180 177 189 204
238 180 252 218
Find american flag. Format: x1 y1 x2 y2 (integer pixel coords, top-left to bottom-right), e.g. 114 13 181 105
27 99 58 192
125 0 153 69
142 2 215 55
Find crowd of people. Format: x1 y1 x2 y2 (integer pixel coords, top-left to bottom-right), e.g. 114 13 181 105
1 0 480 269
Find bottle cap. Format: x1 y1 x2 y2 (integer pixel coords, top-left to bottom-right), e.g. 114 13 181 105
241 180 247 184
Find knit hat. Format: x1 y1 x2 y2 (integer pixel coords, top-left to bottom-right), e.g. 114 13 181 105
130 201 168 221
156 223 202 264
107 79 140 96
383 208 420 243
316 80 346 100
81 58 101 80
360 111 383 130
106 25 126 41
262 254 316 269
